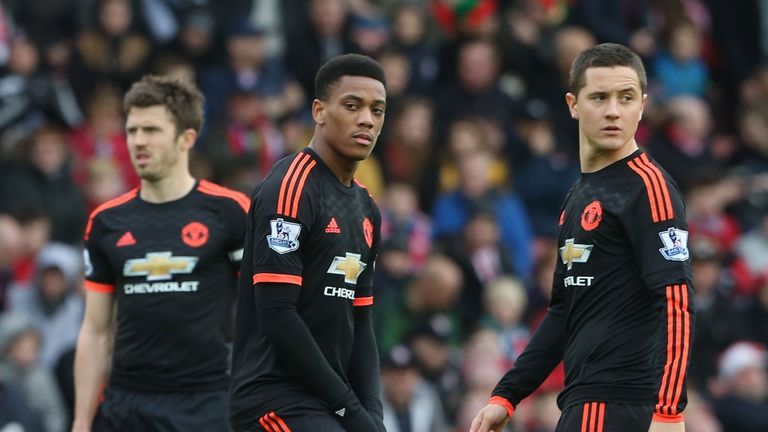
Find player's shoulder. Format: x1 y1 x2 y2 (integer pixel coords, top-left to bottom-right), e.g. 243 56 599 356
88 189 140 218
257 150 322 218
84 189 140 240
259 151 319 192
353 178 379 211
623 151 682 222
196 179 250 213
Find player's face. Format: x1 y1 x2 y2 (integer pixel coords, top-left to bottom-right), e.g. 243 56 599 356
314 75 386 162
126 105 193 182
566 66 647 161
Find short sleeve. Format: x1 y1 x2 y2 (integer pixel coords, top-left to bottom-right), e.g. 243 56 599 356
250 176 316 287
83 214 116 293
353 203 381 306
623 159 693 289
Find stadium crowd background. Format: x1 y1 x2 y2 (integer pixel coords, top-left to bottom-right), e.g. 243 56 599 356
0 0 766 431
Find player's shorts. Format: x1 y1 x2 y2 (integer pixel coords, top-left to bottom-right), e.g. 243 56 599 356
232 399 345 432
556 402 653 432
93 386 229 432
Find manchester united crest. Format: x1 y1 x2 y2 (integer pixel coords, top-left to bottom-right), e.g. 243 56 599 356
362 218 373 248
181 222 209 247
581 201 602 231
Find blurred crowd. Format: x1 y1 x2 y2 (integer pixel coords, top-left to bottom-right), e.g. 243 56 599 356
0 0 767 431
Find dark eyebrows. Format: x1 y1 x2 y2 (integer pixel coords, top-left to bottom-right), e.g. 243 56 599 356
340 94 387 107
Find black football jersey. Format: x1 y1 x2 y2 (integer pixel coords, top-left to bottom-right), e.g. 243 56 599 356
229 148 381 424
83 180 249 392
493 150 695 421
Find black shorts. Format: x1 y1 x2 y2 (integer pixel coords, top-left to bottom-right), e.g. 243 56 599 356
93 386 230 432
556 402 653 432
232 399 344 432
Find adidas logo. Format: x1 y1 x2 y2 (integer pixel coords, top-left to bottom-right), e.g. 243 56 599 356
116 231 136 247
325 217 341 234
334 408 346 418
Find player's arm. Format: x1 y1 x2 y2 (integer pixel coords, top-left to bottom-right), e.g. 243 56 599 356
625 157 695 426
255 283 378 431
347 207 384 431
471 272 567 431
72 289 114 432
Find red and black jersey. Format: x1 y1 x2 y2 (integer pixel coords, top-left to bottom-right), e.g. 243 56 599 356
229 148 381 426
492 150 695 422
83 180 249 393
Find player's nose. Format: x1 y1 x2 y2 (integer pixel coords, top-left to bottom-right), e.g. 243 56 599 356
357 108 374 128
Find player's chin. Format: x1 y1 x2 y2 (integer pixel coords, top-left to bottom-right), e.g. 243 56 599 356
345 144 374 161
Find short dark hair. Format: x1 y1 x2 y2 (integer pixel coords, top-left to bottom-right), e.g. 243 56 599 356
314 53 386 101
569 43 647 96
123 75 205 135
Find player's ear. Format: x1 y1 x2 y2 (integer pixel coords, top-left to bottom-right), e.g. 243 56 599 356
640 93 648 121
566 92 578 120
312 99 326 125
178 128 197 151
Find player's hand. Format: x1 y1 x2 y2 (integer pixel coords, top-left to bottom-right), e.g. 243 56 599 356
337 409 378 432
331 390 377 432
70 419 91 432
648 420 685 432
469 403 510 432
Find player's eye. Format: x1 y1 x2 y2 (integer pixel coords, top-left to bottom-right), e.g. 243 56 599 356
373 107 385 116
344 102 358 110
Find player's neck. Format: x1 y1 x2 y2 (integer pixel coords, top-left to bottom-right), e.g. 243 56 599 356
139 172 196 203
580 140 638 173
309 140 358 187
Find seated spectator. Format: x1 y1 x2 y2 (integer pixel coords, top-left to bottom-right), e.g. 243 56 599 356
71 0 153 100
9 242 83 369
432 145 533 280
735 210 768 285
380 183 432 270
652 17 709 99
407 320 464 425
10 209 50 285
0 123 86 245
68 83 138 192
480 277 531 368
646 96 719 190
381 345 448 432
0 312 66 432
711 342 768 432
375 254 464 353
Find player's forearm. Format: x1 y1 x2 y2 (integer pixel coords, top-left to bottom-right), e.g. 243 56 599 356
492 309 566 406
348 307 383 418
72 325 111 431
256 284 352 406
651 281 695 419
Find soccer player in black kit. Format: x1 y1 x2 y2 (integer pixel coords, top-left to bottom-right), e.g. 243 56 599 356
229 54 387 432
471 44 695 432
72 76 249 432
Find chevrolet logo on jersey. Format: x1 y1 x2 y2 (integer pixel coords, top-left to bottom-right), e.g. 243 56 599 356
123 252 198 281
559 238 593 271
327 252 367 284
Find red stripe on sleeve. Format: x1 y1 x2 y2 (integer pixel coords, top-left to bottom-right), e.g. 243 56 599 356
353 296 374 307
290 160 317 218
84 280 115 293
627 160 660 222
277 154 306 216
641 153 674 220
252 273 302 286
581 403 590 432
283 156 311 217
634 157 668 221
